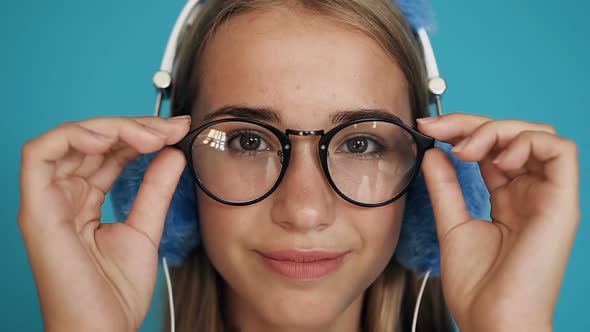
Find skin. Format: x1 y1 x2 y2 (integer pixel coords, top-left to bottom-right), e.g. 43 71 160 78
17 6 579 332
194 9 410 332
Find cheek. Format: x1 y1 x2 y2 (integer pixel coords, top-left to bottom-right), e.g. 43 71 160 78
196 190 250 276
196 188 275 284
198 187 406 277
352 199 405 281
196 187 407 326
361 203 404 251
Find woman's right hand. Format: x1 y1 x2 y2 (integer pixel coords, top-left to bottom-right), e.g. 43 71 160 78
18 116 191 331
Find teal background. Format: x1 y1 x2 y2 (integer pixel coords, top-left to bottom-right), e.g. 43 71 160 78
1 0 588 330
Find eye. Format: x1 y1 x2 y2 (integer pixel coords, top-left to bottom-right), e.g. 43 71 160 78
228 130 271 152
337 135 384 155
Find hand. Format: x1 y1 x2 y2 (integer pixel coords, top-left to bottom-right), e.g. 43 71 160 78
418 113 580 331
18 116 191 331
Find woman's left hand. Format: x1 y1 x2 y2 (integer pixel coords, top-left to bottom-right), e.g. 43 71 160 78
418 113 580 332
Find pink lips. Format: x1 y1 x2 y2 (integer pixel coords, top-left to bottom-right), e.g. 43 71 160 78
258 250 348 280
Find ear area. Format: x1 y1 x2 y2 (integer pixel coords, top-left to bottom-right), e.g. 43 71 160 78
395 141 490 276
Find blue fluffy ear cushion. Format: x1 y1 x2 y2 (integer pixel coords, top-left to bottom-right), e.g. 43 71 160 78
111 141 489 276
394 0 435 31
397 142 490 276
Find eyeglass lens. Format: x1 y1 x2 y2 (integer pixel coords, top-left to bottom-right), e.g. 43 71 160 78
190 120 418 205
327 121 417 204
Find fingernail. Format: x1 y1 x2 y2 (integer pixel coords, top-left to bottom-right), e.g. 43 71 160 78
169 115 192 123
417 117 438 124
144 126 168 138
452 138 470 153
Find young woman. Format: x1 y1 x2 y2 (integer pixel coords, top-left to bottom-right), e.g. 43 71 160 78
18 0 580 331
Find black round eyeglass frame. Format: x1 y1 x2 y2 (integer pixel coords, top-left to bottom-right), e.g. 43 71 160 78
173 117 435 208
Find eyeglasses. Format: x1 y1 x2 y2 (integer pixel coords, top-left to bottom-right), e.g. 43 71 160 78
174 117 435 207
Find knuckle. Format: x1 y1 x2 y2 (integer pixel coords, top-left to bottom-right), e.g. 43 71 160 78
112 148 137 169
20 140 37 160
562 138 579 156
495 120 523 132
477 119 500 133
56 121 75 131
502 119 521 127
519 130 538 139
87 185 106 207
541 123 557 134
57 121 87 137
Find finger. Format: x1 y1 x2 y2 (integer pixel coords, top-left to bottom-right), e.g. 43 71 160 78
450 121 557 162
492 131 579 188
71 154 106 178
76 116 191 153
75 116 192 184
23 116 190 192
420 116 557 193
80 116 192 193
50 120 166 185
86 147 140 193
54 150 88 178
421 148 473 243
21 123 117 191
125 147 186 247
417 113 493 145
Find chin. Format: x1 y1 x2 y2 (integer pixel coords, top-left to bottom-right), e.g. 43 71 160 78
255 286 358 329
263 304 341 330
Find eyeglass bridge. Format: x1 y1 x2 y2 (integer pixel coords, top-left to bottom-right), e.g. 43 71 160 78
283 129 326 151
285 129 325 136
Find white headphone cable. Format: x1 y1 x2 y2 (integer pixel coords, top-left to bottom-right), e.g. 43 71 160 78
165 255 428 332
412 269 431 332
163 256 176 332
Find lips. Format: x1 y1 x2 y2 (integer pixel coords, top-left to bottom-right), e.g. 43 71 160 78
258 250 348 280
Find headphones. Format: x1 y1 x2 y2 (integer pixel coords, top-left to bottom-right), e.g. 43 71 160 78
110 0 490 330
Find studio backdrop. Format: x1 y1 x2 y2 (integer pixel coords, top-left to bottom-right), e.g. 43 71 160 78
0 0 588 330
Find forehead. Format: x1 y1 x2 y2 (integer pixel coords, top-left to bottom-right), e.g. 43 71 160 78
195 8 412 127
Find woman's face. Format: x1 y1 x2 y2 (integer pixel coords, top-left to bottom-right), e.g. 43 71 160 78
193 8 413 331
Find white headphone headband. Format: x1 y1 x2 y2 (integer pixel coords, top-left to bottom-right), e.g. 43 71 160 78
152 0 202 116
152 0 446 116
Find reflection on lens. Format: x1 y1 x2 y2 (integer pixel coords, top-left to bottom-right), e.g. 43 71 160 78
202 128 226 150
192 121 282 203
327 121 417 204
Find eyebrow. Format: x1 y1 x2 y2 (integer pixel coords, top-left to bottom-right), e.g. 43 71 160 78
201 106 281 123
201 105 403 125
329 109 403 125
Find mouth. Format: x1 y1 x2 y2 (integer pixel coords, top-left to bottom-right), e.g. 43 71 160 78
257 249 349 280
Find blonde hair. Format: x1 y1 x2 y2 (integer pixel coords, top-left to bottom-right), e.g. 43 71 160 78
167 0 453 331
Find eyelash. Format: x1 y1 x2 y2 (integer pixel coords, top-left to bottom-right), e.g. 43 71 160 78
335 134 386 159
226 129 274 157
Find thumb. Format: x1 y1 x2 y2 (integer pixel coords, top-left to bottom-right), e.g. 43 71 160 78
126 147 186 247
422 148 472 244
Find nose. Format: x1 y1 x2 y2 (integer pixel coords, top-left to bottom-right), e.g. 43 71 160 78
270 138 336 233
